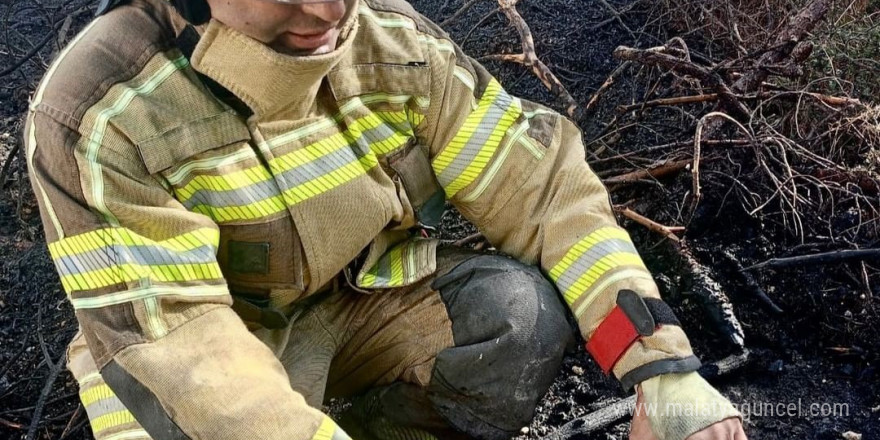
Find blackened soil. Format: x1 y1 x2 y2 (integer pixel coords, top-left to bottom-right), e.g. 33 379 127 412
0 1 877 439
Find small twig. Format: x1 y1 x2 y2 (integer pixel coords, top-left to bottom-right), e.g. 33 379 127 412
59 404 83 439
545 352 750 439
486 0 579 116
613 45 751 121
25 306 68 440
50 13 74 58
584 61 630 116
440 0 481 27
0 417 25 429
617 93 720 113
0 142 20 187
860 262 873 299
698 349 751 379
462 7 500 46
452 232 485 247
722 251 784 314
616 91 861 113
544 395 636 440
614 206 681 243
604 158 692 185
745 249 880 271
691 112 755 218
591 139 750 165
0 31 53 77
596 0 635 40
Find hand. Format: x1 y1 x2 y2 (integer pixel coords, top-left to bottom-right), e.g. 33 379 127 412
630 382 748 440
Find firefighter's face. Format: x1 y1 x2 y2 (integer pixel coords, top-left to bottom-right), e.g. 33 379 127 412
206 0 349 56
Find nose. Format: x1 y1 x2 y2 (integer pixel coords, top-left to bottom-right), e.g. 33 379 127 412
299 1 347 24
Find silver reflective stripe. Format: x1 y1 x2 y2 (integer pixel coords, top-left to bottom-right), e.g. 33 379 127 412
436 91 514 188
183 174 281 211
555 238 639 293
54 244 216 278
85 395 129 421
282 142 363 186
182 123 397 210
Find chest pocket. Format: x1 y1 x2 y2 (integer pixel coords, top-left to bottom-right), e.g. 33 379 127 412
326 63 447 289
328 63 443 228
133 109 307 305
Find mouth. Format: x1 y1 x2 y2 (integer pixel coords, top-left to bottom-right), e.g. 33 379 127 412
283 28 336 50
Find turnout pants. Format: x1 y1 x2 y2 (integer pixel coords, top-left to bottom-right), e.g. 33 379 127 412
67 248 575 440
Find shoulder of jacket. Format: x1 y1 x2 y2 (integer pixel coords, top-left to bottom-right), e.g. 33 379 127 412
31 0 181 130
360 0 451 41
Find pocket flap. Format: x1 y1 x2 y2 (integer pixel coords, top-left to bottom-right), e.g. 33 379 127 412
328 64 430 102
135 111 250 174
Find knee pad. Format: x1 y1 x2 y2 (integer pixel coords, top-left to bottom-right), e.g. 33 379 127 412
427 254 574 439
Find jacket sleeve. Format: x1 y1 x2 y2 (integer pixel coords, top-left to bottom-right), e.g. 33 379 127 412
415 23 700 390
25 108 347 440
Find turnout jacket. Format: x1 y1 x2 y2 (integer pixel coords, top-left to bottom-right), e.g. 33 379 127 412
25 0 699 438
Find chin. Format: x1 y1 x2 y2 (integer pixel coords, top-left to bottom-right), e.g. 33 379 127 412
272 34 340 57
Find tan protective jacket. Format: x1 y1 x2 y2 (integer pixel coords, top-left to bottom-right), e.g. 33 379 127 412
26 0 697 438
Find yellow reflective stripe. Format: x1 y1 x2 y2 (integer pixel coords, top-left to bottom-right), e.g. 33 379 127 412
574 269 655 319
549 227 633 279
282 155 378 205
91 410 137 434
433 80 523 198
269 116 385 171
360 273 376 288
389 245 405 286
560 253 646 305
181 113 406 220
48 226 221 291
176 164 273 196
409 111 425 128
460 120 529 203
80 383 114 407
71 284 227 310
166 147 255 186
261 96 411 151
47 227 218 258
433 82 501 175
190 196 287 222
443 100 521 197
311 416 339 440
59 263 223 292
357 239 436 288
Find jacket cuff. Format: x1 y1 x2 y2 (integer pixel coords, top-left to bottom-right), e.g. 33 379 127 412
611 325 699 391
619 355 701 391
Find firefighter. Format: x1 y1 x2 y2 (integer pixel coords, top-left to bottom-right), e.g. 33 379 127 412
25 0 747 439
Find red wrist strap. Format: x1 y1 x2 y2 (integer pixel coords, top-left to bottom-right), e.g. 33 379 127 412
586 305 640 373
586 291 682 374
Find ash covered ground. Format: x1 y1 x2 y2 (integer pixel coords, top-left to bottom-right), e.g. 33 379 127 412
1 0 878 439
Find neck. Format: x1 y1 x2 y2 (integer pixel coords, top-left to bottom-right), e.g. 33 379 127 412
189 5 359 120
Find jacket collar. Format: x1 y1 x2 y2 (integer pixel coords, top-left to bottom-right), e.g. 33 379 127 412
190 2 359 120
